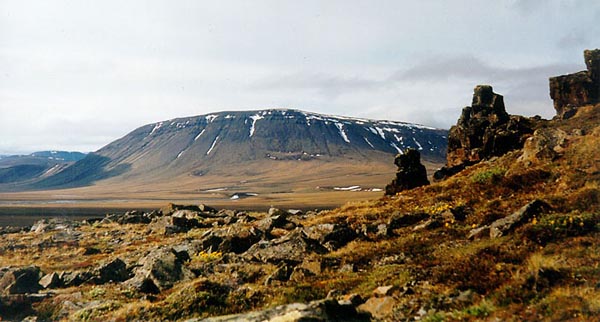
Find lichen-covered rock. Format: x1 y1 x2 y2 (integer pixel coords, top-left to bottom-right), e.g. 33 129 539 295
517 128 571 165
302 223 357 251
198 224 263 254
467 200 549 239
125 247 194 293
385 148 429 195
243 229 328 265
489 200 549 238
92 258 130 284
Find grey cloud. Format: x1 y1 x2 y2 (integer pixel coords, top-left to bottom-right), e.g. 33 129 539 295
250 73 381 98
395 55 578 83
557 32 588 49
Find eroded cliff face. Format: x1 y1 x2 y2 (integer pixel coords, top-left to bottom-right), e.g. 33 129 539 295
549 49 600 118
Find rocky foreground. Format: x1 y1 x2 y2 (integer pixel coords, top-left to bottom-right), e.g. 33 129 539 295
0 51 599 321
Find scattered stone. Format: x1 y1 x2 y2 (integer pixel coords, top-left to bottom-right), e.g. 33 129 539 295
303 223 357 251
160 203 201 216
373 285 397 297
92 258 129 284
255 209 296 234
171 210 202 228
126 247 194 293
289 266 315 282
243 229 328 265
30 218 80 233
357 296 397 320
387 212 429 229
199 224 263 254
339 293 365 307
265 264 293 285
148 216 194 235
376 223 390 237
468 200 549 239
385 148 430 195
39 272 61 289
117 210 152 224
198 204 218 213
413 218 442 231
0 226 26 235
82 247 101 255
339 264 356 273
489 200 549 238
194 298 370 322
0 266 43 295
467 226 491 240
61 271 93 287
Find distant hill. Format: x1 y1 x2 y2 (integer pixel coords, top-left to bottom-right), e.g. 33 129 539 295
31 109 447 189
0 151 86 184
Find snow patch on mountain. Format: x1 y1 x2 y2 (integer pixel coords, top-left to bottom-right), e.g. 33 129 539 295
206 136 219 155
334 123 350 143
249 114 264 137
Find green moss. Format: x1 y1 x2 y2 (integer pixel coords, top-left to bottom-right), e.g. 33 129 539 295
470 167 506 184
354 264 411 297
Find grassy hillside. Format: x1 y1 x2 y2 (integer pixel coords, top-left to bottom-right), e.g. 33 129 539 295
0 105 597 321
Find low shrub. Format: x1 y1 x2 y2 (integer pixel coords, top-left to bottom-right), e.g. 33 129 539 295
523 211 599 245
470 167 506 184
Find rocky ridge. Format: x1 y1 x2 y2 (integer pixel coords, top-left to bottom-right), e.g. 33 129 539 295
434 85 539 180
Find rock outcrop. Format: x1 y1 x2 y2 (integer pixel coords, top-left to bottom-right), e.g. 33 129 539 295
468 200 549 239
549 49 600 118
126 247 194 293
385 148 429 195
0 266 43 295
434 85 537 180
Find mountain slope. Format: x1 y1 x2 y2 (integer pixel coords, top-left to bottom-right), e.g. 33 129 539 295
0 151 86 184
33 109 447 189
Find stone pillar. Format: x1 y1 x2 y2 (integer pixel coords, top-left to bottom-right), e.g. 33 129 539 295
385 149 429 195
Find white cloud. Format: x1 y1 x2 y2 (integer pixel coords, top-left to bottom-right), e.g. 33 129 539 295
1 0 599 154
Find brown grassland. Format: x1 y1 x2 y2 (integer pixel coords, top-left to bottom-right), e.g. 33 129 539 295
0 105 598 321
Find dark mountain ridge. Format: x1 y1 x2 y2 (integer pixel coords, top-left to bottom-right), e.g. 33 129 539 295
0 151 86 184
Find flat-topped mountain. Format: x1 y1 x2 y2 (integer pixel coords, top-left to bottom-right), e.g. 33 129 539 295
32 109 447 189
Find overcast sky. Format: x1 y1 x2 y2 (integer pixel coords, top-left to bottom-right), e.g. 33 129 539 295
1 0 599 154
